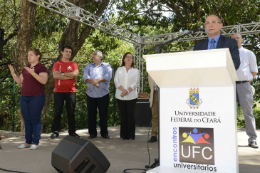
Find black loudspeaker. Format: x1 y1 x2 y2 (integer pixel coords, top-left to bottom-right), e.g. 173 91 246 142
134 98 152 127
51 136 110 173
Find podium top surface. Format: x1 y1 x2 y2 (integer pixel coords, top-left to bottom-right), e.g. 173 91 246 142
143 48 238 87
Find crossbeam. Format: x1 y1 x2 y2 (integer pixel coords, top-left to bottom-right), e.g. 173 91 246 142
142 22 260 45
27 0 141 45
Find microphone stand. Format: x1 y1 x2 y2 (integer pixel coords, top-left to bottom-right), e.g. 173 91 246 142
144 28 205 54
144 28 204 170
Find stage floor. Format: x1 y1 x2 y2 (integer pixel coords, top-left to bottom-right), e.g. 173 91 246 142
0 126 259 173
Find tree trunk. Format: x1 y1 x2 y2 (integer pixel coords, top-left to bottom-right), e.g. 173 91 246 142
14 0 36 134
41 0 110 131
14 0 36 73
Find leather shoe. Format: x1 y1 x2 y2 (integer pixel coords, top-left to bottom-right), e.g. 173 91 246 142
148 136 157 143
88 134 97 139
248 141 259 148
102 134 110 139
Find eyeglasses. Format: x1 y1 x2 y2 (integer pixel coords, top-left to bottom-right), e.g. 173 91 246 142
125 56 133 59
205 21 221 26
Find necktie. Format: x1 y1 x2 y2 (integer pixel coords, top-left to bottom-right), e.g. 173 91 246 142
210 39 216 49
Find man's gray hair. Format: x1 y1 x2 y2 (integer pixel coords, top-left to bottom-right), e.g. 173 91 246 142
94 50 104 60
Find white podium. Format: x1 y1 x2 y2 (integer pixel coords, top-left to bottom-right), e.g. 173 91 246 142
144 48 238 173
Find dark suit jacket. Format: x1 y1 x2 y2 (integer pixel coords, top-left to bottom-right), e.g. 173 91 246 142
193 35 240 70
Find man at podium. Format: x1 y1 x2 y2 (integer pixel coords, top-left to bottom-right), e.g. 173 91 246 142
193 14 240 70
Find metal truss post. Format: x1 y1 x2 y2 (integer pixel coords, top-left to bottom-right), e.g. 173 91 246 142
134 44 144 93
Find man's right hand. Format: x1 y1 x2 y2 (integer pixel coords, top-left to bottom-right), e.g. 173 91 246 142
53 71 74 80
57 72 74 79
92 79 99 85
56 72 70 78
87 79 98 85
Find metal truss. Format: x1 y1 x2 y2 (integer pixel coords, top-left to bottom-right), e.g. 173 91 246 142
134 45 144 93
27 0 260 46
28 0 260 45
27 0 140 44
142 22 260 45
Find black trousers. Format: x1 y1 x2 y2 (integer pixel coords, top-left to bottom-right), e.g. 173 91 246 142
86 94 109 136
117 99 137 139
51 92 76 134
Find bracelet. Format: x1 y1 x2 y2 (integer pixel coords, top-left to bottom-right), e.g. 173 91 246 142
127 90 129 93
32 73 36 77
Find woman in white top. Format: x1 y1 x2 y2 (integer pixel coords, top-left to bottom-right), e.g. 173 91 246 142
114 52 140 140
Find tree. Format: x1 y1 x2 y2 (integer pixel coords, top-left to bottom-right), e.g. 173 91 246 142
115 0 259 31
13 0 36 73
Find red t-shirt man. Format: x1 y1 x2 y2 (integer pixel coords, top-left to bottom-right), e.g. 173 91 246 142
50 46 79 139
52 60 78 92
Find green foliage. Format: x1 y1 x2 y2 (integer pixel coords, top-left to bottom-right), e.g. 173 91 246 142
0 0 21 131
254 110 260 129
237 106 260 129
34 8 67 39
114 0 260 28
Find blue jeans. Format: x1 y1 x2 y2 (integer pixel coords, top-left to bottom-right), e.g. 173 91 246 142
20 95 45 145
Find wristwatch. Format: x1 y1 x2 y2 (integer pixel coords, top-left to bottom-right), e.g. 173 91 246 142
62 73 64 76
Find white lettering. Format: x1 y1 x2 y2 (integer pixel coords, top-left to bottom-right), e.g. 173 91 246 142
192 146 200 158
181 145 190 158
202 147 212 160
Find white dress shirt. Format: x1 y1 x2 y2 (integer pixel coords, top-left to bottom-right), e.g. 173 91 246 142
236 46 258 81
114 66 140 100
